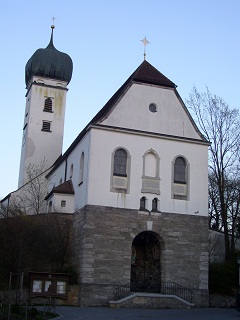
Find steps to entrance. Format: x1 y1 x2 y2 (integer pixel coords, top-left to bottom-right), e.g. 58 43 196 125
109 292 195 309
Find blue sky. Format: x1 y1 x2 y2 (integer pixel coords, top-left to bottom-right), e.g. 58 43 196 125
0 0 239 198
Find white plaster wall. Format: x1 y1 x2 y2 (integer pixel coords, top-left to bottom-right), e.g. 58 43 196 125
47 132 91 212
101 83 201 140
63 133 90 212
47 161 66 192
18 76 68 187
51 193 74 213
86 128 208 216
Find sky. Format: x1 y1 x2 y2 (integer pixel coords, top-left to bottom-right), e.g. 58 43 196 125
0 0 239 199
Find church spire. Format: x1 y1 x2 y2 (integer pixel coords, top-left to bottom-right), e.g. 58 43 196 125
47 18 56 49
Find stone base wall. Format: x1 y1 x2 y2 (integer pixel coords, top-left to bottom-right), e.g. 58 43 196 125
73 205 209 307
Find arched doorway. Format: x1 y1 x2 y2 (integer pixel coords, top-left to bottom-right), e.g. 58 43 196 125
131 231 163 293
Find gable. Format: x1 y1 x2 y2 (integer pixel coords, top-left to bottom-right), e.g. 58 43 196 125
47 60 208 177
97 82 204 141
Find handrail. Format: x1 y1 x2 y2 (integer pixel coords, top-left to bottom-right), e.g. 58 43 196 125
161 281 194 303
113 281 194 303
113 283 131 300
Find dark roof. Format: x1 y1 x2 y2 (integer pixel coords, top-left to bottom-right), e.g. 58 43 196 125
132 60 176 87
25 27 73 86
45 179 75 200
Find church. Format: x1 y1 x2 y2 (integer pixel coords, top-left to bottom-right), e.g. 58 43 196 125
1 26 209 307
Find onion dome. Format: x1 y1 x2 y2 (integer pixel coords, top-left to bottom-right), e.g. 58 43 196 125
25 25 73 86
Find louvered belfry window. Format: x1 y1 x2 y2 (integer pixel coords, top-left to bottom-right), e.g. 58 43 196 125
42 121 51 132
43 98 53 112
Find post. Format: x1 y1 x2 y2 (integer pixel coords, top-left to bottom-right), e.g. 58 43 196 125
236 257 240 310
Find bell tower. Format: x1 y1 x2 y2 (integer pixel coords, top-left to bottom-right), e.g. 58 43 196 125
18 25 73 187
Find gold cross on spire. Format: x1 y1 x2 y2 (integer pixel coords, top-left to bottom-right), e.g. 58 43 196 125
141 36 150 60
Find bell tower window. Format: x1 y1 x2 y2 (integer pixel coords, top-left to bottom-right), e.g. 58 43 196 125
42 121 51 132
43 98 53 112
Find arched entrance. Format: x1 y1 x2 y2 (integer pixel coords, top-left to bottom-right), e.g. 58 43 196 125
131 231 163 293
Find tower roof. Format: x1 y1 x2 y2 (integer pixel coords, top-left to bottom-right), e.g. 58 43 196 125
25 26 73 86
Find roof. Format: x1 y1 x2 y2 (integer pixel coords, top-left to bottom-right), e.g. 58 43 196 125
25 27 73 86
45 179 75 200
131 60 176 87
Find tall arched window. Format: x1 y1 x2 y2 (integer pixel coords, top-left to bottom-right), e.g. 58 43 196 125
152 198 158 211
111 147 130 192
48 201 53 213
172 156 189 200
140 196 147 211
141 149 160 194
69 164 73 179
79 152 84 184
174 157 186 183
114 148 127 176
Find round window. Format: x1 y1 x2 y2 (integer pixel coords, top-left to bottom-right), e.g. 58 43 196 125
149 103 157 113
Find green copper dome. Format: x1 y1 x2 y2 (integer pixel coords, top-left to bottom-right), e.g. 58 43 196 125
25 26 73 86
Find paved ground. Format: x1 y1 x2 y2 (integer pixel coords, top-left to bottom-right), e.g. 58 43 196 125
52 306 240 320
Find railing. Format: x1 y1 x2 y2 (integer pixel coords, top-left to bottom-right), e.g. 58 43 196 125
113 283 131 300
113 281 194 303
161 281 194 303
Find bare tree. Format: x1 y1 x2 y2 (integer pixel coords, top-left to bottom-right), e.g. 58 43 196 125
16 160 49 215
0 214 74 287
187 86 240 261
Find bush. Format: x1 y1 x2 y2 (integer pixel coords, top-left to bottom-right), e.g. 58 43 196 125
209 261 238 295
28 308 38 318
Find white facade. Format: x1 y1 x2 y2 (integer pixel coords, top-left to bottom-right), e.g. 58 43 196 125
101 83 199 139
46 76 209 217
18 76 68 187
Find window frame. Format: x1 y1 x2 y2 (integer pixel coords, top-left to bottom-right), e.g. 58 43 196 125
140 196 148 211
172 155 189 200
141 149 160 194
43 97 53 113
113 148 128 177
111 147 131 193
42 121 51 132
79 152 84 185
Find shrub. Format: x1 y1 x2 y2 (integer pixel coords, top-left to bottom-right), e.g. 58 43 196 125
209 261 238 295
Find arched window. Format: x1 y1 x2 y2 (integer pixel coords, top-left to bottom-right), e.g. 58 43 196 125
79 152 84 184
172 156 189 200
111 147 131 192
140 197 147 211
43 98 53 112
174 157 186 183
141 149 160 194
152 198 158 211
48 201 53 213
114 148 127 176
69 164 73 179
